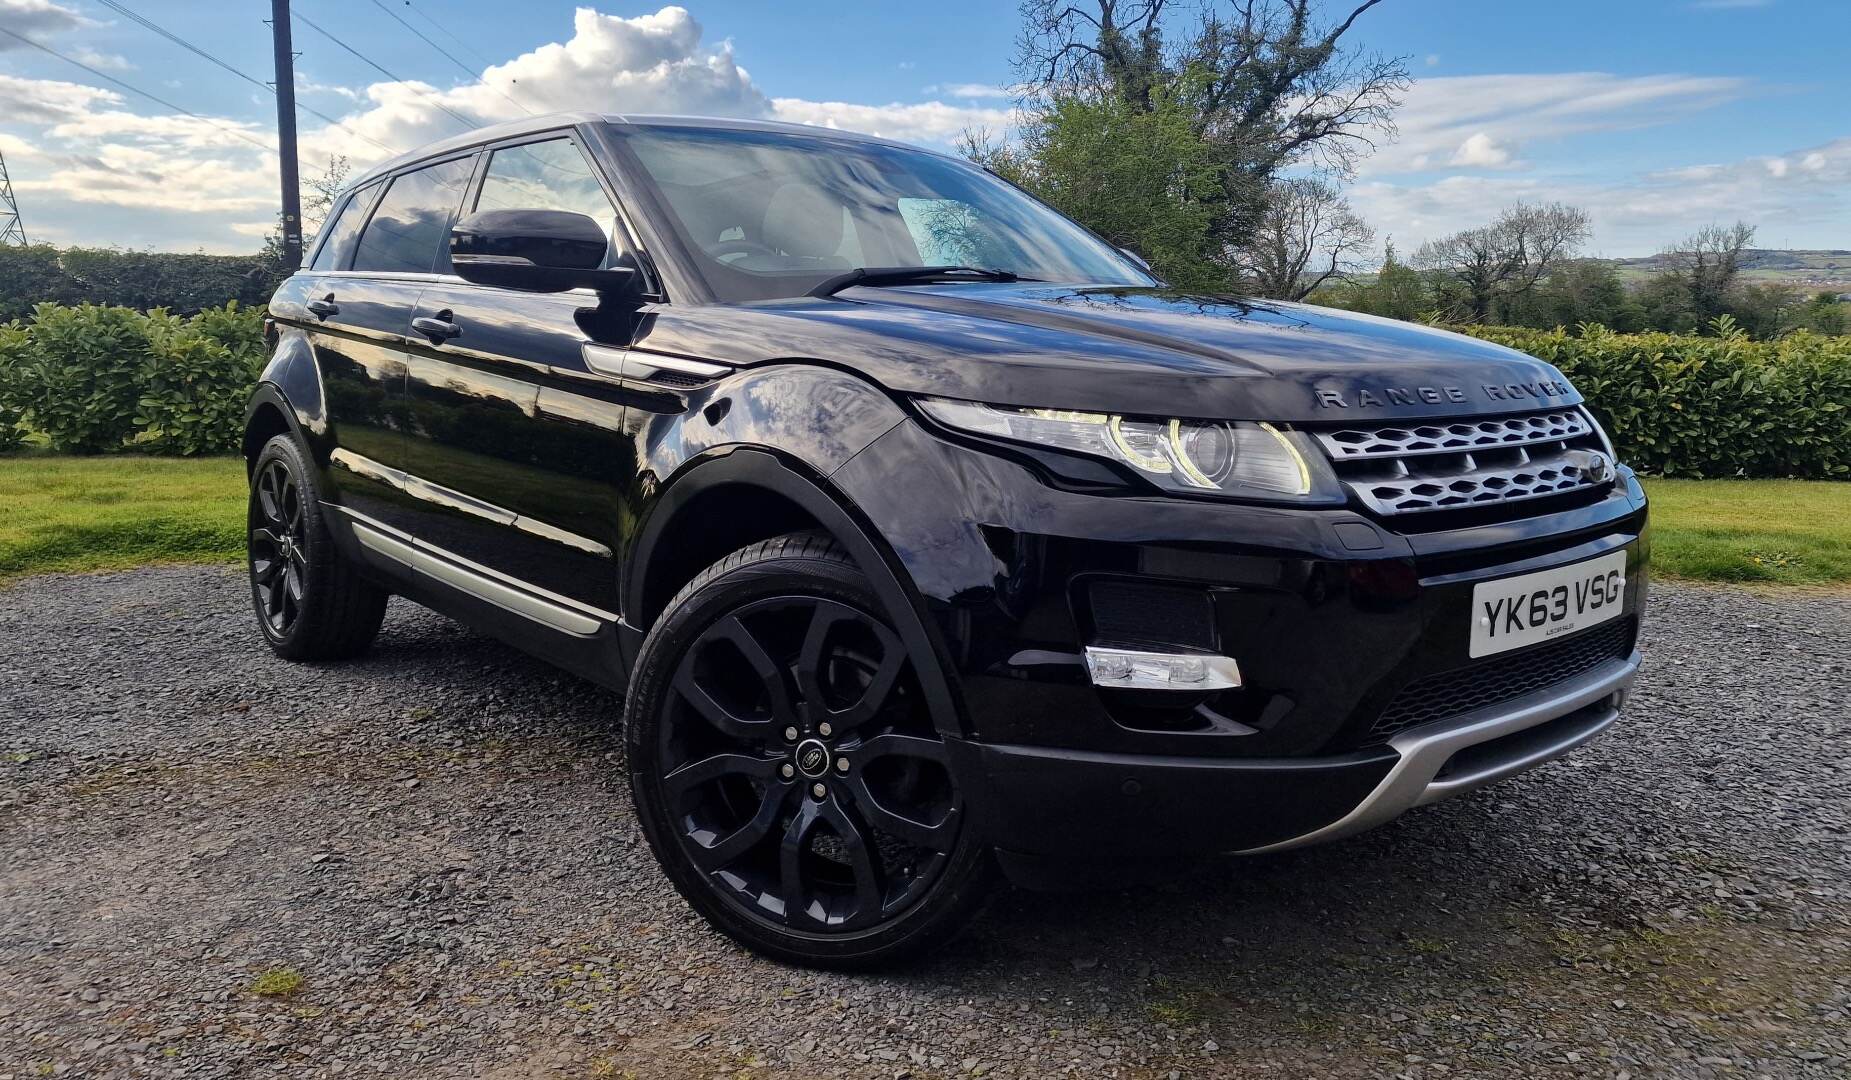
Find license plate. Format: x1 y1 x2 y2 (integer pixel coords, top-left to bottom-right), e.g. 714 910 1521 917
1469 550 1629 658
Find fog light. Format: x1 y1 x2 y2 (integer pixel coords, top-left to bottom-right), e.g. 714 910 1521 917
1083 646 1240 691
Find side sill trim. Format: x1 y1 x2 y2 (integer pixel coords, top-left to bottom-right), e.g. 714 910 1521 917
1234 649 1641 855
348 516 607 637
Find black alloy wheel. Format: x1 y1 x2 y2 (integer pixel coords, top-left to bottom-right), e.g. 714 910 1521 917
628 533 990 968
250 458 308 637
246 433 388 661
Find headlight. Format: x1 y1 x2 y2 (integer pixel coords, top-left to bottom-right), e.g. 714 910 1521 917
916 397 1344 502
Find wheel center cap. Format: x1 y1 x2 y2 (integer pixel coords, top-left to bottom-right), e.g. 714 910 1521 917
794 738 830 778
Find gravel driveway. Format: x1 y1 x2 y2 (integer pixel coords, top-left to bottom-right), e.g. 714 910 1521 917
1 566 1846 1079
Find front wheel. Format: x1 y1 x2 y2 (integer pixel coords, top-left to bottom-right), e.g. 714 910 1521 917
626 533 991 969
247 433 388 661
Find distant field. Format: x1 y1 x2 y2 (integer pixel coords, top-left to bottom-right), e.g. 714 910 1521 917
1609 249 1851 293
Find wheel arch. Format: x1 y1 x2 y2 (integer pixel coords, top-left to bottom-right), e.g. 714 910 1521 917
622 446 968 738
242 394 293 475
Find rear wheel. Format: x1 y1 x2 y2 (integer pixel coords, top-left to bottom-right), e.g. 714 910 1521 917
626 533 990 969
247 434 387 661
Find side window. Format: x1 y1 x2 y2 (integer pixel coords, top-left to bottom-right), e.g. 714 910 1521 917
351 155 476 275
307 182 377 271
474 139 622 264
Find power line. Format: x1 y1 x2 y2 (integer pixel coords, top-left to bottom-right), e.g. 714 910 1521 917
0 23 279 155
366 0 534 116
90 0 403 158
292 9 483 132
402 0 497 71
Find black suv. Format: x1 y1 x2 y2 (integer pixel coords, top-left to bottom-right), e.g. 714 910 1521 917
246 113 1647 968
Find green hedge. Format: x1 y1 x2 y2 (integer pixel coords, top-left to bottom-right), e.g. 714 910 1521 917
1460 323 1851 479
0 245 283 321
2 302 1848 477
0 302 265 455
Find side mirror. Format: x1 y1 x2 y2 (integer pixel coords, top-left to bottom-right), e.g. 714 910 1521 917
450 209 637 295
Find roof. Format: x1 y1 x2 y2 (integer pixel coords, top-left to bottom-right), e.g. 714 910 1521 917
344 112 937 192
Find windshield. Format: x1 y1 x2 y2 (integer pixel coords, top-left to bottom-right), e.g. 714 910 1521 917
612 123 1156 302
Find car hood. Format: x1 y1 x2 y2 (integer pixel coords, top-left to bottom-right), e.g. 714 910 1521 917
632 283 1581 422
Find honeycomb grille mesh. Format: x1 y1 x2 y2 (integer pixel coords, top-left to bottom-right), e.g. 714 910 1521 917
1317 411 1591 459
1367 617 1636 743
1361 459 1598 514
1311 407 1613 516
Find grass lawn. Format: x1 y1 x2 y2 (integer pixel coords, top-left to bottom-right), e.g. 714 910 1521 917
0 455 246 582
1 456 1847 588
1640 478 1851 586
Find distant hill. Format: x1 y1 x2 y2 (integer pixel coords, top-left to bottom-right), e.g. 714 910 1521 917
1602 249 1851 292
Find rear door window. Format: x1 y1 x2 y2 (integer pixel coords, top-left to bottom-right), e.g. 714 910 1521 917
308 181 378 271
351 155 477 275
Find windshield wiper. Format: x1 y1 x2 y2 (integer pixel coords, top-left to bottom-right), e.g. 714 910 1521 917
809 265 1025 298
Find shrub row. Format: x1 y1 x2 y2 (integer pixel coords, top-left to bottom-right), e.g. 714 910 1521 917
0 245 283 321
1460 323 1851 479
1 302 1847 477
0 302 266 456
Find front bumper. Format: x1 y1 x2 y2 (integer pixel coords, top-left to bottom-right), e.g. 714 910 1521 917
829 417 1650 864
951 647 1637 860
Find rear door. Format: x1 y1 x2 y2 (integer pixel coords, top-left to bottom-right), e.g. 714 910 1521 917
400 132 643 615
302 153 478 535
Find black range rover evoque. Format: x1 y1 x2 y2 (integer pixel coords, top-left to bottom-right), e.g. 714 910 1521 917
246 112 1648 968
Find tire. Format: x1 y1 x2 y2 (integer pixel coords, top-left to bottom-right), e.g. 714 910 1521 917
247 433 388 662
626 532 991 969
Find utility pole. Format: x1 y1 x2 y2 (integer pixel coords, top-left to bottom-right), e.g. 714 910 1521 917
270 0 302 271
0 150 26 247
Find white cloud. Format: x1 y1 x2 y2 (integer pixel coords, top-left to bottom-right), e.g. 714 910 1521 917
1352 135 1851 255
0 5 1018 251
926 82 1012 99
70 47 133 71
0 73 120 124
296 74 361 101
1449 132 1515 169
0 0 85 46
770 98 1012 144
47 110 271 151
1365 72 1747 176
287 6 765 165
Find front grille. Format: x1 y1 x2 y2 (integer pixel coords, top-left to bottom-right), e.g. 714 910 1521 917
1311 408 1613 516
1367 616 1636 743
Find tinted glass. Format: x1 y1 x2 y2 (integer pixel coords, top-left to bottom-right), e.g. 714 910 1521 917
352 155 476 275
616 124 1153 301
475 139 620 263
308 182 377 271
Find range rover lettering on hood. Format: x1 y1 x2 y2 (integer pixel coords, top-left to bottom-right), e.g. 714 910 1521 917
1313 378 1575 410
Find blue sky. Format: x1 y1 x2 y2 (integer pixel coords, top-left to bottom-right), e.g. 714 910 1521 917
1 0 1846 256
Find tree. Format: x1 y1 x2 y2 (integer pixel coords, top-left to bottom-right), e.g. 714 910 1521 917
968 86 1228 291
1725 282 1796 340
1237 176 1373 300
1662 221 1754 323
1499 259 1632 330
261 155 352 274
1011 0 1406 266
1413 202 1592 321
1799 291 1847 336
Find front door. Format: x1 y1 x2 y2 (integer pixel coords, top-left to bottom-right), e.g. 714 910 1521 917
399 134 643 616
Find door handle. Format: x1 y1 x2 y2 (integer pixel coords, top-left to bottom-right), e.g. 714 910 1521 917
306 295 338 320
412 313 461 342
